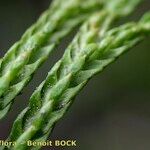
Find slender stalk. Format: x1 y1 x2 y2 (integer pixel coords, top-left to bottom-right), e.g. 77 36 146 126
0 0 142 120
4 7 150 150
0 0 105 119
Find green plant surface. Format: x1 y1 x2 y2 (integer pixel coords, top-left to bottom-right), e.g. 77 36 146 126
0 0 106 119
3 10 150 150
0 0 141 120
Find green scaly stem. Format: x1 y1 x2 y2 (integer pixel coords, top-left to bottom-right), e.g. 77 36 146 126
0 0 105 119
4 10 150 150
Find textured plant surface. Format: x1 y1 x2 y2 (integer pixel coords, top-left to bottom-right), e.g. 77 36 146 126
3 7 150 149
0 0 106 119
0 0 149 150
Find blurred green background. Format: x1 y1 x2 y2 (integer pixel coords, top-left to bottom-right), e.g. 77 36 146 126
0 0 150 150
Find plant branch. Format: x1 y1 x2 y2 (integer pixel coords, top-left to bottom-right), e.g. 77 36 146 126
0 0 104 119
4 9 150 150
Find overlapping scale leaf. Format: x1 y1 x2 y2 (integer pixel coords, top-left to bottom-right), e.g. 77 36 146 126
0 0 105 119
